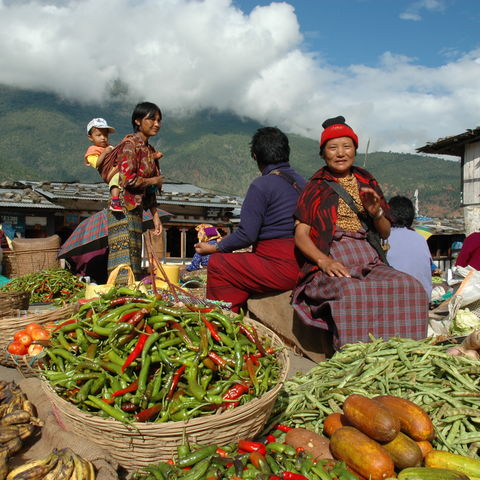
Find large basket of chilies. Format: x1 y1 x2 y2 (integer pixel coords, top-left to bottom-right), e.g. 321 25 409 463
0 304 76 367
40 291 289 472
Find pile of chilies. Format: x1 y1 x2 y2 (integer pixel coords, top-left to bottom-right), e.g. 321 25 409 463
38 290 280 423
133 429 356 480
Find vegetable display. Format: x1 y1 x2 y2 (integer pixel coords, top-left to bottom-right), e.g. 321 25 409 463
39 289 281 423
271 336 480 458
0 269 85 305
131 435 362 480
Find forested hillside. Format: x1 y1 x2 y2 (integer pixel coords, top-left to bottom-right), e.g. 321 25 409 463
0 84 461 216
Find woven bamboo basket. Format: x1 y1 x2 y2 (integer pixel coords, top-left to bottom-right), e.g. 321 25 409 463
14 248 60 277
4 351 43 378
0 304 76 367
0 291 30 313
2 250 17 278
41 318 290 472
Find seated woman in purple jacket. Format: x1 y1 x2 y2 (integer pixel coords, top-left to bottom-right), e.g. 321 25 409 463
194 127 306 312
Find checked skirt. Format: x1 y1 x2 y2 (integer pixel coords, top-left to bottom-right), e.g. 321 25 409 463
292 229 429 350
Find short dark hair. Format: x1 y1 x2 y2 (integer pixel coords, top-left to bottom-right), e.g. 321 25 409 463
250 127 290 166
388 195 415 227
131 102 162 132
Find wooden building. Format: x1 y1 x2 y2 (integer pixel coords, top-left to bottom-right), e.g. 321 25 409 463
0 180 241 261
417 127 480 235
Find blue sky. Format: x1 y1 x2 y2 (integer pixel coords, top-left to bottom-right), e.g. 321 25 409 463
236 0 479 68
1 0 480 153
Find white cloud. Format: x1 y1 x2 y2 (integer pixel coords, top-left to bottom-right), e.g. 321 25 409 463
0 0 479 154
400 0 446 22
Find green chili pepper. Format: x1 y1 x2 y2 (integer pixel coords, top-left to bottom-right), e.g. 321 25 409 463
186 360 206 401
87 395 131 423
176 445 217 468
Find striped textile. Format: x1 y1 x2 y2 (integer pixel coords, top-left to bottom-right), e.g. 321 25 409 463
292 228 429 350
207 238 300 313
107 206 143 284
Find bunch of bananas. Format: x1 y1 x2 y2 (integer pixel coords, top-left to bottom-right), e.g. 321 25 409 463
0 380 43 479
5 448 96 480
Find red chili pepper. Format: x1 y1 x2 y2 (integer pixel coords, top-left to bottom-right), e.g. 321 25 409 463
238 324 266 356
52 318 76 332
169 321 195 346
245 356 258 388
202 316 222 342
111 379 139 397
223 383 249 401
237 440 266 455
101 398 115 404
85 308 94 319
84 330 102 338
121 333 149 372
283 473 309 480
134 403 162 422
166 365 187 401
224 401 240 409
208 352 228 368
109 296 151 306
266 435 276 443
250 452 267 470
145 325 154 334
244 354 259 366
274 424 293 432
166 459 174 465
295 447 305 453
117 311 140 323
186 305 214 313
215 448 230 457
127 308 149 326
182 467 192 471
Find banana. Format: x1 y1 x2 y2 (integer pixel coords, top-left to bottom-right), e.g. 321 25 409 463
0 451 8 480
0 426 20 443
1 410 31 426
15 424 35 441
68 451 84 480
43 451 74 480
0 436 22 457
82 457 96 480
20 401 36 418
6 451 58 480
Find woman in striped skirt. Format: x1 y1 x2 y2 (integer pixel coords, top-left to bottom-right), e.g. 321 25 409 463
107 102 164 283
292 116 429 351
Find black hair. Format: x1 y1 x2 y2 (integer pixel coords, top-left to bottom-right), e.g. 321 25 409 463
131 102 162 132
250 127 290 166
388 195 415 227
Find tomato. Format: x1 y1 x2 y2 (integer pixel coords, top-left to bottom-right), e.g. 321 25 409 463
25 322 42 336
15 332 32 347
8 341 28 356
13 330 28 342
30 327 50 341
27 344 44 356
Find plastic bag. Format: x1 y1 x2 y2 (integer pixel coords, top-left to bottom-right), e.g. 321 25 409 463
453 269 480 308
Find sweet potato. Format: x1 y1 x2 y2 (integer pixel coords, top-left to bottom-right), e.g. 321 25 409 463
323 412 350 437
285 427 333 459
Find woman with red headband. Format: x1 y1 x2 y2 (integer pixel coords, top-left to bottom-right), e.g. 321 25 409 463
292 116 429 351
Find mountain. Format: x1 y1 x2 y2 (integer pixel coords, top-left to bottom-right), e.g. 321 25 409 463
0 84 461 216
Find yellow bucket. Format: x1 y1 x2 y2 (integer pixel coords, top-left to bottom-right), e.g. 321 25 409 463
155 264 180 289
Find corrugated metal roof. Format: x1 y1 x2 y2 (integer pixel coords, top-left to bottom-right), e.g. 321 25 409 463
0 186 61 209
18 180 242 208
417 126 480 157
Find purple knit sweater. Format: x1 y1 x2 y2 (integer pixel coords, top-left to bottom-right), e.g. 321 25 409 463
218 162 306 253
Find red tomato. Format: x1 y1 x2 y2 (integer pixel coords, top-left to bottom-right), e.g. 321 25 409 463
15 333 32 347
27 344 44 356
30 327 50 341
13 330 28 342
8 341 28 356
25 322 42 336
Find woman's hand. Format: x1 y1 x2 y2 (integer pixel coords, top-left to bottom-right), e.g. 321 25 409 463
149 175 164 188
359 187 382 218
317 257 351 278
152 211 163 235
194 242 218 255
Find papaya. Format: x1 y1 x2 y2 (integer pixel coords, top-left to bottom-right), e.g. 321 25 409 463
323 412 349 437
329 426 395 480
374 395 435 441
382 432 423 470
398 467 469 480
343 394 400 443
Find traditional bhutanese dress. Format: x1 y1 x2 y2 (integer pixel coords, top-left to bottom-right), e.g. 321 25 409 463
107 133 160 284
292 165 429 349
